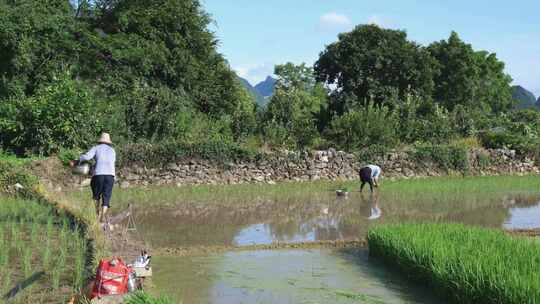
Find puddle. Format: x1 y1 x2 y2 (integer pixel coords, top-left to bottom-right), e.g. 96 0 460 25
504 200 540 229
152 249 442 304
135 192 540 248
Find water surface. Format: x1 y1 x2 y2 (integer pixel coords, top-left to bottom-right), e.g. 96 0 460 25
152 249 442 304
136 192 540 248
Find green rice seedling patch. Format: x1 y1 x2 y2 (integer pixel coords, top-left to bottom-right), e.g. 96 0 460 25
368 223 540 304
0 196 90 303
65 175 540 211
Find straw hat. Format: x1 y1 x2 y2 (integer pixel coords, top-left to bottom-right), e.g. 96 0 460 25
97 132 113 145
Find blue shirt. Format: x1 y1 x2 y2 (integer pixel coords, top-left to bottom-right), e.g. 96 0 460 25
80 144 116 176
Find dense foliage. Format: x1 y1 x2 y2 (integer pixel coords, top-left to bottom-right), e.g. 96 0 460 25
368 223 540 304
0 0 255 155
0 2 536 162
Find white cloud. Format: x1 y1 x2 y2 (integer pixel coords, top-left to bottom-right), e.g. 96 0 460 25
318 12 352 31
234 63 275 86
367 15 395 29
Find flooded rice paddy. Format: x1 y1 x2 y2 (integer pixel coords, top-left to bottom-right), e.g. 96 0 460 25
135 192 539 249
106 177 540 303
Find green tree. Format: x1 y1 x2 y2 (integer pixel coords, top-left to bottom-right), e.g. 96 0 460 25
0 71 101 155
314 24 435 115
231 81 257 140
0 0 255 153
427 32 512 112
0 0 79 98
263 63 328 148
86 0 242 120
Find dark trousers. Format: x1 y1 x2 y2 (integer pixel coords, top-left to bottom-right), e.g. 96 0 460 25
91 175 114 207
359 167 374 192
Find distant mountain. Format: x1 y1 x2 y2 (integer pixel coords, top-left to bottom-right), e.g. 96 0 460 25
254 76 277 100
512 85 537 109
238 76 265 106
238 76 277 107
537 96 540 107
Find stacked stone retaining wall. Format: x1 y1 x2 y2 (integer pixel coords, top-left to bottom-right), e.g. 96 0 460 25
107 148 539 188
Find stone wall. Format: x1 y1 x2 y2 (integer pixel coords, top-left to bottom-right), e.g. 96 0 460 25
109 148 539 188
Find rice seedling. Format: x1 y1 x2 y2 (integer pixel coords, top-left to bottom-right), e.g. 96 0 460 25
73 236 87 291
65 175 540 211
42 237 51 270
22 246 32 278
0 196 91 302
46 217 54 239
0 225 5 264
30 221 39 246
368 223 540 304
10 221 18 246
1 243 9 268
51 265 61 291
2 268 12 295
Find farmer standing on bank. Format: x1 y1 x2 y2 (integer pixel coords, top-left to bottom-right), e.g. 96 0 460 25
359 164 382 193
71 132 116 223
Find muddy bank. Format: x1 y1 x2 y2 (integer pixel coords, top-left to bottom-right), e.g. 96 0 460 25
506 228 540 237
154 240 367 257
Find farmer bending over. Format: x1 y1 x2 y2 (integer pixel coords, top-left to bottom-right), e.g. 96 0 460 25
72 132 116 223
359 164 382 193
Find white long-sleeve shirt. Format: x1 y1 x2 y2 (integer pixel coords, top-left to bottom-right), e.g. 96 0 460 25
79 144 116 176
367 165 381 178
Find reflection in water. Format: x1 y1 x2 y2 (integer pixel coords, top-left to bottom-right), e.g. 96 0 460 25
136 192 540 248
504 200 540 229
366 193 382 220
153 249 443 304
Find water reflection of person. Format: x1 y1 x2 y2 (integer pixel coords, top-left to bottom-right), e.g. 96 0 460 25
367 192 382 220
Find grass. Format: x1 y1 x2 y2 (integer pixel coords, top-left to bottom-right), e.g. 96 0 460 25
124 291 174 304
0 196 90 303
0 152 43 167
368 223 540 304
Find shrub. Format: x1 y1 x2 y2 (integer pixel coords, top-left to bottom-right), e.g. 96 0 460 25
479 130 540 159
413 103 456 143
57 148 81 167
117 139 260 167
479 130 517 150
0 71 101 156
125 291 173 304
477 152 491 169
355 145 390 163
449 137 481 149
413 144 469 172
327 103 398 151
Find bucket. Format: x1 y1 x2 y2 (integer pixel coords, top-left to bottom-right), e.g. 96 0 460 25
72 163 90 176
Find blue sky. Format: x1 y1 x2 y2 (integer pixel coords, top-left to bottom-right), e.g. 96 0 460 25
201 0 540 97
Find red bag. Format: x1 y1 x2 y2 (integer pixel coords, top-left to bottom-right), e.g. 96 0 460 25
91 257 131 298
